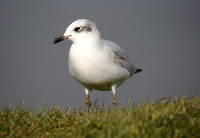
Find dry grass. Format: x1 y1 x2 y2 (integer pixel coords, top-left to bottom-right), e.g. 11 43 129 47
0 95 200 137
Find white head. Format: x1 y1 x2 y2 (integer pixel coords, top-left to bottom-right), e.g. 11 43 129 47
54 19 101 44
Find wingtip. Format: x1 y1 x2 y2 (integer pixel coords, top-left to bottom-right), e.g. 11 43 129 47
135 68 142 74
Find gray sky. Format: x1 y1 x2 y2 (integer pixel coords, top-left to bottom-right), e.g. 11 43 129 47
0 0 200 108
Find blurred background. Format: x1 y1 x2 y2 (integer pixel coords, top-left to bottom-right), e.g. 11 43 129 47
0 0 200 108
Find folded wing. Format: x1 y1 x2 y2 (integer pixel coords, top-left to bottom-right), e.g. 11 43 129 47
103 40 141 77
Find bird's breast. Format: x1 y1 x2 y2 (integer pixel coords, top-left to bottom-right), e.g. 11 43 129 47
68 45 110 80
68 44 130 90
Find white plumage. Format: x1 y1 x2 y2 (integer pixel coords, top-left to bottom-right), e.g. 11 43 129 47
54 19 142 111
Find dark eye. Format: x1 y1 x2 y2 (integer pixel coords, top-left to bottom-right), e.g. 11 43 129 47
74 27 81 32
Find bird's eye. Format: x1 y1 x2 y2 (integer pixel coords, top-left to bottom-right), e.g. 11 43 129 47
74 27 81 32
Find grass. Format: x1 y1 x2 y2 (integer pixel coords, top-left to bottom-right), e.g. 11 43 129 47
0 95 200 137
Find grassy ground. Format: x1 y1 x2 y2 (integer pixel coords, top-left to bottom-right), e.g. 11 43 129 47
0 95 200 137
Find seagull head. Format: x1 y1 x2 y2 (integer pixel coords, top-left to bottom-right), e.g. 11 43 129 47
53 19 101 44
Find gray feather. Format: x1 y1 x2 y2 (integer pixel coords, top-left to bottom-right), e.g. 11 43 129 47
103 39 137 77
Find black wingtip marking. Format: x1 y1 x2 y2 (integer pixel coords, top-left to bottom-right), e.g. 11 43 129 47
135 68 142 74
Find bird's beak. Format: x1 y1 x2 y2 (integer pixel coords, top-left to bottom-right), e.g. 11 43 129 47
53 35 71 44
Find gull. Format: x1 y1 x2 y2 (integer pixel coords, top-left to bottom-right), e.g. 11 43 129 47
53 19 142 111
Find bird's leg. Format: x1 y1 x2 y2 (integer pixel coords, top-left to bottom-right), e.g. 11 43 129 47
111 85 117 108
85 88 90 112
86 94 90 112
113 94 117 108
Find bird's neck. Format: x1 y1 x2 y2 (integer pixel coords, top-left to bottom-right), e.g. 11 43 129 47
73 34 103 49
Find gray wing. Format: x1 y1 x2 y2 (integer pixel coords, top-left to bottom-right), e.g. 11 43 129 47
103 39 137 77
